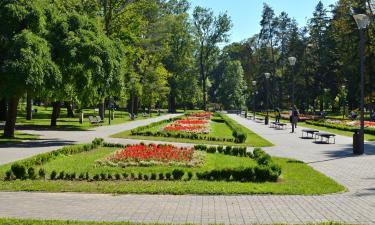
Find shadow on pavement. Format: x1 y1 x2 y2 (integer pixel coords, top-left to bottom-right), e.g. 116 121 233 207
0 138 76 149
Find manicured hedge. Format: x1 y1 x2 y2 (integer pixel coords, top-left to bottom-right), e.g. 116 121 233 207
4 138 104 180
217 113 248 143
194 144 248 157
306 120 375 135
129 114 236 143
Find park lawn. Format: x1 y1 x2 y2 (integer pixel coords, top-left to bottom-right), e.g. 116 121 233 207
0 147 344 195
111 116 273 147
0 131 39 145
16 106 165 131
0 219 356 225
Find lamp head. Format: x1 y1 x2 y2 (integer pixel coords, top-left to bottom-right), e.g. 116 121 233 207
353 14 370 29
252 80 257 86
264 73 271 79
288 57 297 66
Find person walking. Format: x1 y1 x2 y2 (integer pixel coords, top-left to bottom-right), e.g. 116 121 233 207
275 108 281 123
293 105 299 129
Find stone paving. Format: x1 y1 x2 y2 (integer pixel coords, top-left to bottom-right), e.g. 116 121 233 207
1 114 375 224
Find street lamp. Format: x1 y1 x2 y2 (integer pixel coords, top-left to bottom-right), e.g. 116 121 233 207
341 85 346 119
288 57 297 107
252 80 257 120
264 73 271 125
353 13 370 155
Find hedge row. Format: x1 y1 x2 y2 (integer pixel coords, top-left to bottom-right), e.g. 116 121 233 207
129 114 236 143
196 165 279 182
194 145 249 157
217 113 248 143
5 138 104 180
306 120 375 135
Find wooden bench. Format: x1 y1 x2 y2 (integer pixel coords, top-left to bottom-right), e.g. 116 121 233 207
314 132 336 144
301 129 319 139
88 116 98 125
275 123 287 130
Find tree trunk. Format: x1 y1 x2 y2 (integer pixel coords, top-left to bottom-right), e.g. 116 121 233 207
99 101 105 120
66 101 74 118
50 101 61 127
3 96 19 138
168 93 176 113
0 98 7 121
26 94 33 120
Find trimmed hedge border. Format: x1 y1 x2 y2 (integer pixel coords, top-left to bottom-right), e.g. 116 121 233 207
217 113 247 143
306 120 375 135
129 114 236 143
4 141 281 183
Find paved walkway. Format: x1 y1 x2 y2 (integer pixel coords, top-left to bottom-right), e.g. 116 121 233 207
0 114 179 165
1 114 375 224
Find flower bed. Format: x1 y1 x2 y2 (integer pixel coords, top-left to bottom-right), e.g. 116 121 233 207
96 144 205 168
162 112 212 134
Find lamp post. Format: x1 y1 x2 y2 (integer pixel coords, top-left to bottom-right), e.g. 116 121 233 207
264 73 271 125
341 85 346 119
353 14 370 155
252 80 257 120
288 57 297 106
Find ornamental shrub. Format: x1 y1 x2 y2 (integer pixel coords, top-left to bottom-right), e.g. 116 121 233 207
11 163 26 179
27 167 36 179
253 148 272 165
115 173 121 180
122 173 128 180
50 170 57 180
85 172 90 180
79 173 85 180
143 174 149 180
58 171 65 180
150 173 157 180
207 146 217 153
100 173 107 180
187 171 193 180
231 147 239 156
159 173 164 180
93 174 100 181
5 170 14 181
38 168 46 179
138 173 143 180
172 169 184 180
107 173 113 180
165 172 171 180
217 146 224 153
224 146 232 155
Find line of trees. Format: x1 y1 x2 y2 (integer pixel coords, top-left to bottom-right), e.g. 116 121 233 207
0 0 234 138
220 0 374 115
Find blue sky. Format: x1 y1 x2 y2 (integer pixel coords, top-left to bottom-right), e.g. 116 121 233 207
189 0 338 43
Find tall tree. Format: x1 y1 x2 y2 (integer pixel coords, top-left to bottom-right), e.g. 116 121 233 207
193 6 232 110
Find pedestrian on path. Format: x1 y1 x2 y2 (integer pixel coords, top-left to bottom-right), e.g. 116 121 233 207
275 108 281 123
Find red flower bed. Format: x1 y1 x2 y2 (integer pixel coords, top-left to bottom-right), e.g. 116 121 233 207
190 112 212 119
107 144 194 163
175 119 208 125
164 124 207 132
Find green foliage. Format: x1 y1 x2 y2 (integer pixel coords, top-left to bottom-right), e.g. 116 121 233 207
10 164 26 179
172 169 185 180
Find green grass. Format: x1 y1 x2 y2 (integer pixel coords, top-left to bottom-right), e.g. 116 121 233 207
0 131 39 145
15 106 165 131
0 147 344 195
0 219 356 225
111 116 273 147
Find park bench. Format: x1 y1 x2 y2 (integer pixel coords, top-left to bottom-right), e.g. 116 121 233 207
314 132 336 144
269 121 278 128
255 117 264 123
275 123 287 130
88 116 98 124
301 129 319 139
96 116 104 123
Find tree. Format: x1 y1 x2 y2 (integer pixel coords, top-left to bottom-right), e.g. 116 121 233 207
193 6 232 110
0 0 61 137
216 60 247 110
